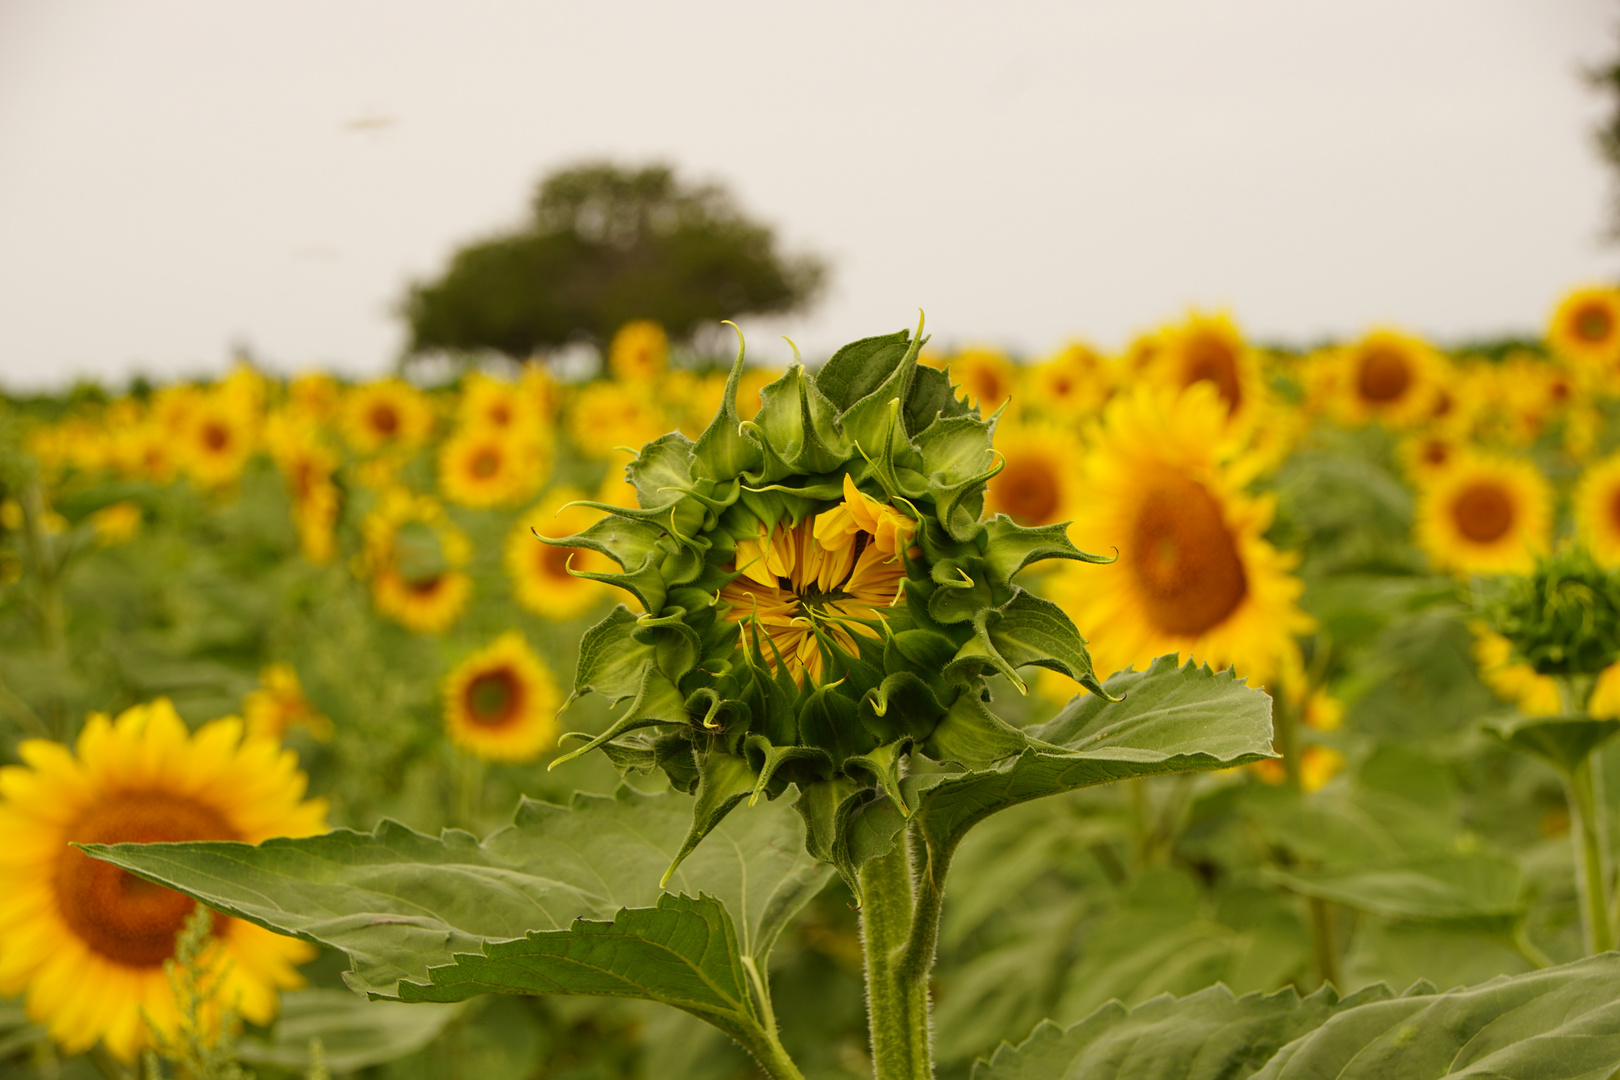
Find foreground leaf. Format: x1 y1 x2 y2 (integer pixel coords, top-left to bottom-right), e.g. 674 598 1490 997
915 657 1274 857
235 990 462 1073
977 954 1620 1080
83 787 829 1000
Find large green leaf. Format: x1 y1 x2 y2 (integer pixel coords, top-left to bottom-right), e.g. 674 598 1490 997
1488 713 1620 775
83 787 829 1001
913 656 1275 856
976 954 1620 1080
1265 853 1524 927
236 990 462 1073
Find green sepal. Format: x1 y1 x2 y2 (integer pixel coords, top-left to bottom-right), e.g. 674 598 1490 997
844 740 912 817
923 688 1034 768
793 777 905 905
631 608 703 686
917 414 999 541
660 750 758 887
948 591 1111 700
979 516 1115 583
567 606 650 707
903 361 975 437
864 673 952 743
625 432 697 511
691 328 764 482
742 734 829 806
551 662 687 769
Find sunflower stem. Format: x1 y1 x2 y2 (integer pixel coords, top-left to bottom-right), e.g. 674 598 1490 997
859 831 933 1080
453 752 485 830
1566 751 1614 955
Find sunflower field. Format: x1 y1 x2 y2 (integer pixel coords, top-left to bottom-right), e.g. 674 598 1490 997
5 291 1620 1080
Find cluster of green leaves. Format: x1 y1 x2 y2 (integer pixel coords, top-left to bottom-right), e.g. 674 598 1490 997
1486 545 1620 678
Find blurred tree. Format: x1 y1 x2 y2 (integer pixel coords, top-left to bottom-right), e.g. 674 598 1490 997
1594 33 1620 239
403 163 826 363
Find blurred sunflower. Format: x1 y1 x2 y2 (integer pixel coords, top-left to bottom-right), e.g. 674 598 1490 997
1575 455 1620 569
443 632 561 761
89 501 142 547
177 392 259 489
567 381 670 460
1547 284 1620 379
340 379 435 456
0 700 326 1061
1148 312 1262 433
361 489 472 633
608 320 670 383
438 428 544 509
456 372 536 434
947 347 1018 414
1252 745 1345 792
266 413 341 563
1054 382 1312 688
286 372 341 424
244 664 333 743
1414 452 1551 576
1026 341 1111 418
1473 622 1562 716
505 486 626 620
1330 328 1442 428
983 422 1084 529
1397 430 1462 483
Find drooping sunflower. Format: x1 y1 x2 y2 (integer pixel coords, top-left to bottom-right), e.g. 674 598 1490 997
1329 328 1443 429
0 700 326 1061
361 489 472 633
609 320 670 383
1414 452 1552 576
443 632 561 762
1054 381 1313 688
506 487 626 620
1575 455 1620 569
438 428 544 509
982 421 1085 530
243 663 334 743
340 379 435 456
1547 284 1620 380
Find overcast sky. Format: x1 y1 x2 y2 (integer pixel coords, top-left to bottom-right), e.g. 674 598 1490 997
0 1 1615 391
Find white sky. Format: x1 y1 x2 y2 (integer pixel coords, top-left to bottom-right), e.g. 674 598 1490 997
0 1 1615 391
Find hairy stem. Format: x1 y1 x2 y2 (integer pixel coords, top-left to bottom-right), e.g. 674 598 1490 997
1567 752 1614 955
860 833 932 1080
1306 896 1342 989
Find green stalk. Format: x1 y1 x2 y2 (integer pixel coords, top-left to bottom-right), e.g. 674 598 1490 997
1566 751 1614 955
1306 896 1342 989
859 831 932 1080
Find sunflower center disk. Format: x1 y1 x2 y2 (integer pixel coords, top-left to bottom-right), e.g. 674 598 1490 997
1576 304 1614 343
1452 482 1515 543
1181 333 1243 413
1356 347 1413 403
465 669 524 728
1129 472 1248 636
55 793 240 968
996 459 1062 525
719 487 915 686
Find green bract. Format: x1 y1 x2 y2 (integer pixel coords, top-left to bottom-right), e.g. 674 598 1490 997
1487 546 1620 681
541 321 1111 893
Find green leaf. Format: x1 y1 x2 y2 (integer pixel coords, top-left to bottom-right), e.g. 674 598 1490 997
398 893 764 1051
83 787 830 1000
236 990 463 1073
1266 853 1524 927
1488 712 1620 775
978 954 1620 1080
915 656 1275 857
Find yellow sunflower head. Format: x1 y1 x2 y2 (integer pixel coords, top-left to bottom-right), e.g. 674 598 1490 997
1576 455 1620 569
1025 341 1111 418
946 347 1018 414
443 632 561 762
361 489 472 633
456 371 538 435
90 501 142 547
1548 284 1620 379
243 663 333 743
506 487 626 621
1414 452 1552 576
286 372 341 425
0 700 326 1061
567 381 672 461
983 421 1084 530
1054 381 1312 689
438 428 545 509
1148 311 1259 428
1330 327 1442 428
177 392 259 489
340 379 435 455
608 320 670 383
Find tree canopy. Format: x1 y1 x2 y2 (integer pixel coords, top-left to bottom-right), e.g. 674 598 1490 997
403 163 826 360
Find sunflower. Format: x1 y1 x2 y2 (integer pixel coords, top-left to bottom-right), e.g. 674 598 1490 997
608 320 670 383
1252 745 1344 792
1148 312 1262 432
1397 430 1462 483
89 501 142 547
177 392 259 489
1472 622 1562 717
1414 452 1552 576
438 428 544 509
1329 328 1443 429
1548 284 1620 379
567 381 671 460
442 632 561 761
717 474 918 686
243 664 333 743
266 413 341 563
1054 382 1313 688
506 487 626 620
456 372 538 435
1575 455 1620 569
0 700 326 1060
286 372 341 424
361 489 472 633
340 379 435 455
947 347 1018 414
983 422 1084 529
1025 341 1111 419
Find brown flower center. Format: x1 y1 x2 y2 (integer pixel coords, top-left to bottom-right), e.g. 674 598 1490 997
1606 487 1620 535
200 422 230 453
1179 331 1243 414
1355 346 1412 404
991 458 1063 525
470 448 501 479
1129 471 1248 635
489 404 512 427
1574 302 1615 344
1420 439 1450 467
1451 482 1514 543
55 793 239 967
368 404 401 437
465 669 523 728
